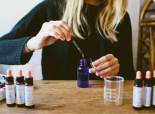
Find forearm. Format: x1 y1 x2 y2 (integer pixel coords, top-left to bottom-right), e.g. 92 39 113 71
0 36 33 65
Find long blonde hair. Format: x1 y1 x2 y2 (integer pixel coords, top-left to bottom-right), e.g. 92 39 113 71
63 0 128 42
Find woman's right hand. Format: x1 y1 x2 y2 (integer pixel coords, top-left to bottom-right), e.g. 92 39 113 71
27 20 72 51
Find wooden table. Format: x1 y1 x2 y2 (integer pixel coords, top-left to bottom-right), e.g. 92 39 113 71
0 80 155 114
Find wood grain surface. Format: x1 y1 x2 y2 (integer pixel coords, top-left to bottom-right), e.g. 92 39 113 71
0 80 155 114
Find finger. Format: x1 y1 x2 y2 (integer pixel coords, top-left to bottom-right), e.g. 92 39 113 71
48 31 63 40
43 23 65 40
94 58 118 72
50 20 72 37
112 67 119 76
99 71 113 78
58 24 71 41
59 21 73 36
100 76 104 78
93 54 114 67
42 21 71 41
89 68 95 74
51 26 66 40
102 68 119 77
96 63 119 76
42 30 60 41
103 66 119 77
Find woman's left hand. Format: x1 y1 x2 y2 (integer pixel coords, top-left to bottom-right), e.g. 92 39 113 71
89 54 120 78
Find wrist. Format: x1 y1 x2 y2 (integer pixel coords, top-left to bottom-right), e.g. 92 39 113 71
27 37 36 52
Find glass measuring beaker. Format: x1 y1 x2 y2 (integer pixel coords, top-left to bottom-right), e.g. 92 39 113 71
104 76 124 106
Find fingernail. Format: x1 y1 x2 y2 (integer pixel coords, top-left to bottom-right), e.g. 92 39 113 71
96 72 99 76
93 62 97 66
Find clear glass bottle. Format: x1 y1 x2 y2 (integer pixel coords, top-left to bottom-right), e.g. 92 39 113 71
77 59 89 88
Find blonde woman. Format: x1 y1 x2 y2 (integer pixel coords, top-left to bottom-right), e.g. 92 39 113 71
0 0 135 80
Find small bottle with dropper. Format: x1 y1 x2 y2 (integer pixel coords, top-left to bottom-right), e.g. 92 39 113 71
132 71 143 110
25 70 34 109
77 59 89 88
152 70 155 108
143 71 152 109
16 70 25 107
5 69 16 107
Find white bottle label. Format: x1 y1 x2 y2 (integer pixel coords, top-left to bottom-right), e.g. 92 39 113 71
16 85 25 104
153 86 155 105
132 86 143 107
5 85 15 104
144 87 152 107
25 86 34 106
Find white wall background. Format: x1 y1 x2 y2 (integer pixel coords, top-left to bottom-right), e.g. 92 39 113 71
127 0 140 71
0 0 43 79
0 0 148 79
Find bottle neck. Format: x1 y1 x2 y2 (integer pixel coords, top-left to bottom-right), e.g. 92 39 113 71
80 59 87 66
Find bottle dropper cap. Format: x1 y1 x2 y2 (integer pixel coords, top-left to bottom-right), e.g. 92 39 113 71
7 69 12 77
146 71 151 79
136 71 141 79
153 70 155 78
25 70 33 84
134 71 142 85
5 69 14 82
144 71 152 85
16 70 24 83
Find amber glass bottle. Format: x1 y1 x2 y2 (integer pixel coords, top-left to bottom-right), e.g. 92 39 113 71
25 71 34 109
16 70 25 107
143 71 152 109
5 70 16 107
133 71 143 110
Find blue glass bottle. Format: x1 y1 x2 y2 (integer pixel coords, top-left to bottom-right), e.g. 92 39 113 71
77 59 89 88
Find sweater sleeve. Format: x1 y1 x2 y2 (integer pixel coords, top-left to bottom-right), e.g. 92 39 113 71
113 12 136 80
0 1 54 65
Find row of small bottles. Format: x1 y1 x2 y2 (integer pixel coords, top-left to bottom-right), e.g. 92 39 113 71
132 71 155 110
5 69 34 108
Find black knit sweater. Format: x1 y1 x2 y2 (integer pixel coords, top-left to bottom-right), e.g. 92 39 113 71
0 1 136 80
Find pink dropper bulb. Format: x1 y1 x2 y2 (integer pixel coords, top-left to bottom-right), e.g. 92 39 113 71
27 70 31 78
18 70 22 77
146 71 151 79
136 71 141 79
154 70 155 78
7 69 12 77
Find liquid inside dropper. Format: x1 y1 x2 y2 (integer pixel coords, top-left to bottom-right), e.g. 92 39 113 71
72 40 85 59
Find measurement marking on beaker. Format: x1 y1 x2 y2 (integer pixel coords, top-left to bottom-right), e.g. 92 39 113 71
105 88 117 101
107 88 116 91
106 92 116 95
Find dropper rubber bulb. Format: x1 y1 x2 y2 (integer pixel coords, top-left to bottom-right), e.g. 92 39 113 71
18 70 22 77
136 71 141 79
7 69 12 77
27 70 31 78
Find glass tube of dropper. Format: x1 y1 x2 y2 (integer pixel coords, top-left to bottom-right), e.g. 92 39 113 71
71 39 85 59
